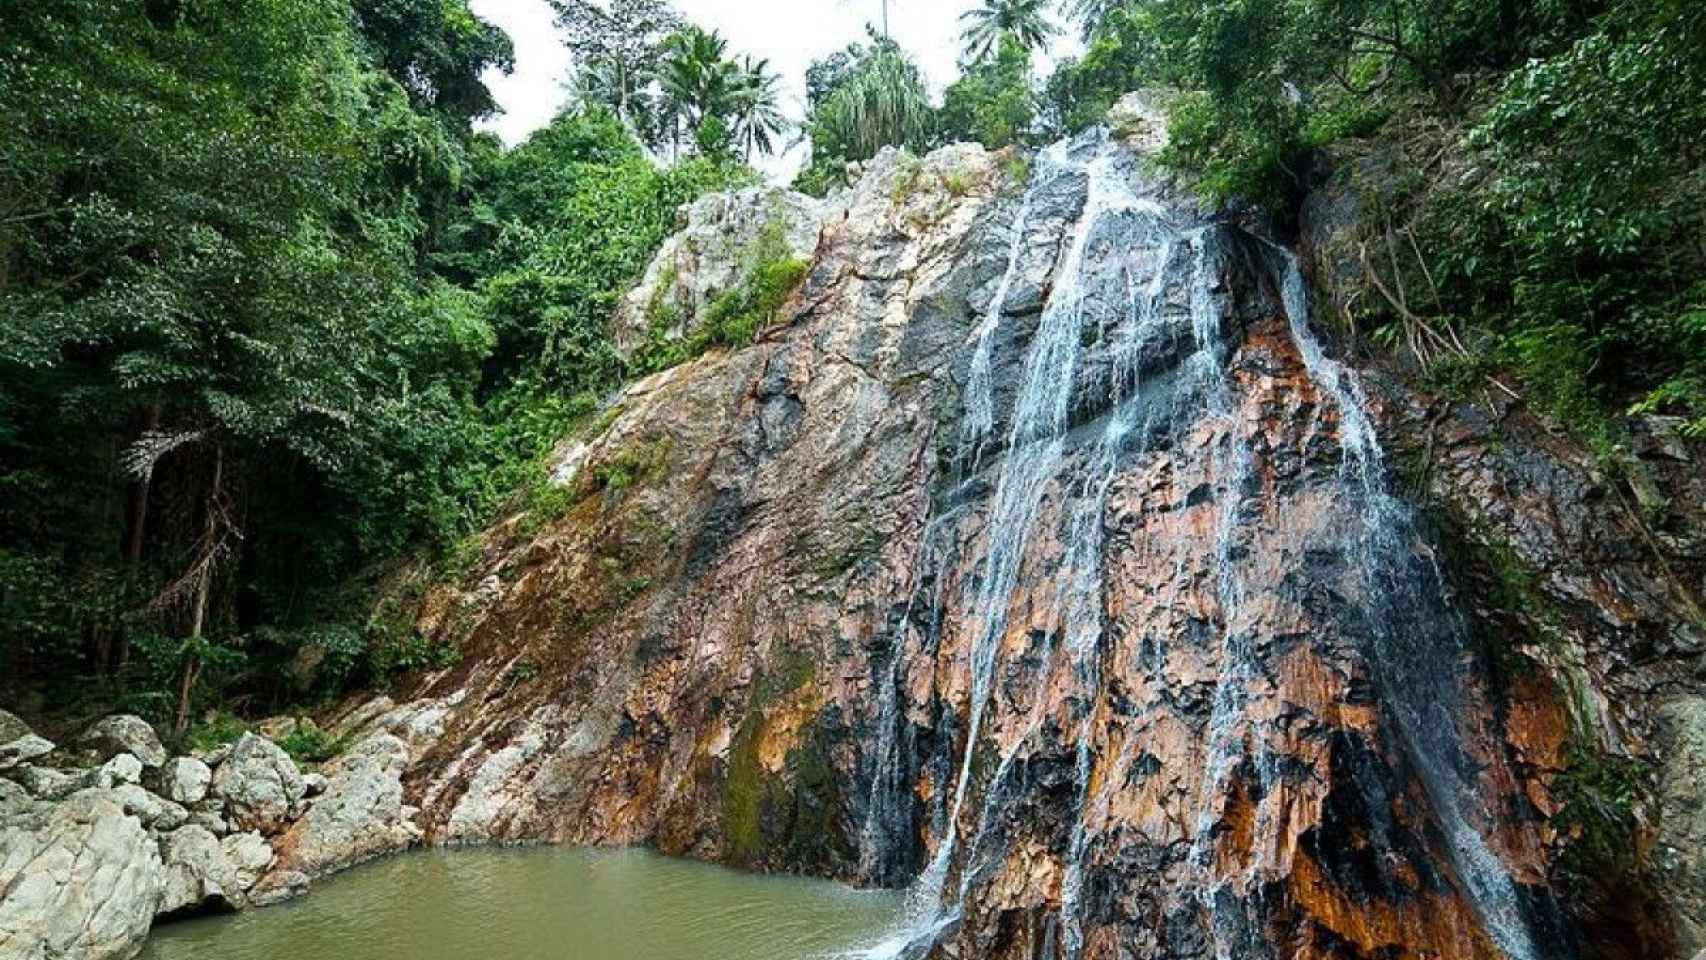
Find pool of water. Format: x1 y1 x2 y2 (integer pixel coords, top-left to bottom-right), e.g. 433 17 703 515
139 847 906 960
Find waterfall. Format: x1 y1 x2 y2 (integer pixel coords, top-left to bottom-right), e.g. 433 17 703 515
1275 258 1542 960
848 127 1545 960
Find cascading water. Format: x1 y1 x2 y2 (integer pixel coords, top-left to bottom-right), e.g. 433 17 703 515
1275 258 1543 960
849 124 1548 960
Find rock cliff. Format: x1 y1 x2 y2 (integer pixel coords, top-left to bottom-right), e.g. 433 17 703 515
359 96 1704 959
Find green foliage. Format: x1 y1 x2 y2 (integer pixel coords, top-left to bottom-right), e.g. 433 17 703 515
0 1 744 726
185 712 252 754
1051 0 1704 442
795 36 934 194
279 724 353 764
630 217 809 376
958 0 1058 63
939 35 1038 150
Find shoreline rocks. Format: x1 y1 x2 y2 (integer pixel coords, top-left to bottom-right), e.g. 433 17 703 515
0 713 429 960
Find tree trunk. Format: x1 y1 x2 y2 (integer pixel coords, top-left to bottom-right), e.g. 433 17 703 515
174 444 220 735
117 403 161 671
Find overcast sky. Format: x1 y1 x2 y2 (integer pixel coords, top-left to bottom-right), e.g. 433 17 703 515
468 0 1081 179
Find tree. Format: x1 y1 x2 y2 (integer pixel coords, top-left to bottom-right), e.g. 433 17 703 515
1061 0 1133 42
797 36 933 193
352 0 515 128
732 56 789 161
552 0 684 142
656 27 743 160
0 0 495 714
958 0 1056 62
940 34 1037 149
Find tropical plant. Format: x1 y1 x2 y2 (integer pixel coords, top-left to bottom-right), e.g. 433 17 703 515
959 0 1056 62
940 33 1038 149
732 56 789 161
797 36 933 191
552 0 684 139
1060 0 1133 41
657 27 743 160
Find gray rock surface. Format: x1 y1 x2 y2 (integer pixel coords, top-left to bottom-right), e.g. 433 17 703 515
209 734 305 835
0 736 54 771
102 785 188 832
0 792 162 960
83 753 143 789
611 185 829 359
0 711 30 746
157 757 212 805
155 824 270 916
77 715 167 769
12 767 75 802
220 832 274 893
262 734 421 883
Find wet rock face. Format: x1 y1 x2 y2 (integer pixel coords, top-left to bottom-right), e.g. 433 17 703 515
380 97 1702 959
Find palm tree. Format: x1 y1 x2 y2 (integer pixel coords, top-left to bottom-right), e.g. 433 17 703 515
1061 0 1131 41
657 27 742 159
959 0 1057 62
732 56 788 161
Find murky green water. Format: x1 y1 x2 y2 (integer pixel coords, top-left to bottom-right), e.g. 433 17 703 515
139 847 906 960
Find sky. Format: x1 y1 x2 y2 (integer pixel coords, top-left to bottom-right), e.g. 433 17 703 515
468 0 1081 179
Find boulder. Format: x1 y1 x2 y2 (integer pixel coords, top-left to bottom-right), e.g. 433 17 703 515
208 733 305 834
0 736 54 771
187 806 230 837
76 715 167 769
104 784 189 832
0 792 162 960
220 831 274 893
82 753 143 789
12 767 75 802
262 734 420 883
157 757 213 804
155 824 267 916
0 711 32 746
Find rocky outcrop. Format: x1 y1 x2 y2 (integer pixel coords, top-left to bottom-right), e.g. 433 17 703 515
611 185 830 359
259 733 421 886
156 757 212 805
344 91 1705 960
77 716 167 769
0 713 429 958
0 792 161 960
